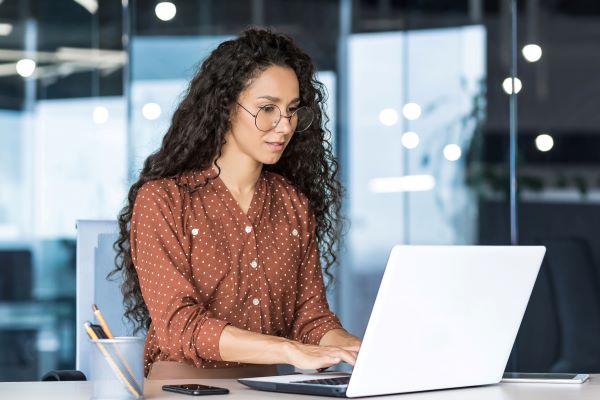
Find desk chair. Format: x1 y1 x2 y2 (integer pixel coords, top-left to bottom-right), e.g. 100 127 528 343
43 220 139 381
75 220 140 379
544 237 600 372
513 236 600 373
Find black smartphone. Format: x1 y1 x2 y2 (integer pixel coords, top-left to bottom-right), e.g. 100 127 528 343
162 384 230 396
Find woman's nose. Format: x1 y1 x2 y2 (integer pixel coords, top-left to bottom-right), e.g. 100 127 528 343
275 115 294 134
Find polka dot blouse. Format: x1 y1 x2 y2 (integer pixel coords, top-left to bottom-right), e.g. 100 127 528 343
130 167 343 377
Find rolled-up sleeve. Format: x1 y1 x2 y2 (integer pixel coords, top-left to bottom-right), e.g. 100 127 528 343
130 182 229 364
287 212 343 345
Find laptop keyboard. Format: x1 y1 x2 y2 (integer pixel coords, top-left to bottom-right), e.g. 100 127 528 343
293 376 351 386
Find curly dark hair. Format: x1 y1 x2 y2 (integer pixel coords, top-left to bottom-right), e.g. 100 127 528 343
110 27 344 334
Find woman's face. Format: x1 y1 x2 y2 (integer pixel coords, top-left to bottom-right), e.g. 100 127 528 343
226 65 300 165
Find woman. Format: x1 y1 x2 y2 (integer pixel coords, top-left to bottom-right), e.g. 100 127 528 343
112 27 361 379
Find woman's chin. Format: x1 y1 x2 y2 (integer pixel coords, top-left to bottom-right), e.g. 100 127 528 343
258 154 284 165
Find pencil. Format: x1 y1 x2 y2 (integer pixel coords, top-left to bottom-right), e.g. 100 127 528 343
92 304 141 389
92 304 114 338
84 322 141 399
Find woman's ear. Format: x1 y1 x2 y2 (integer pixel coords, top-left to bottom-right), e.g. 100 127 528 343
228 103 239 122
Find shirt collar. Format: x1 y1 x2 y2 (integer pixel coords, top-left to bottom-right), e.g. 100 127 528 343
173 166 218 192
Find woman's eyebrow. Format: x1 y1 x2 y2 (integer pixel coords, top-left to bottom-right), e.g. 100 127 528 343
256 95 301 104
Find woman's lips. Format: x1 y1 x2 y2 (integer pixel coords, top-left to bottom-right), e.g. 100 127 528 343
265 141 285 152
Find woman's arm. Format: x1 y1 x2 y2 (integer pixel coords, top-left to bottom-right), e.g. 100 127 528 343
219 325 358 370
319 328 362 350
286 212 346 345
131 183 229 364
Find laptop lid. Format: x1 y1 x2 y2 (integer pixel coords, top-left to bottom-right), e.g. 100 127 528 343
346 245 545 397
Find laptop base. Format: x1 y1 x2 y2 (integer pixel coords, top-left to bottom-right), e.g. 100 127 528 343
239 378 348 397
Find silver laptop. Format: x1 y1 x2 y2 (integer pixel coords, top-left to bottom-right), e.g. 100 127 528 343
239 245 546 397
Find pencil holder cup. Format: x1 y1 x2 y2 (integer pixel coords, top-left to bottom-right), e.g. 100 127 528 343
89 337 145 399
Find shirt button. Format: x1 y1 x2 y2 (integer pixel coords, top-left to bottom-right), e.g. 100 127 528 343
250 260 258 269
245 225 252 233
292 229 299 237
191 228 199 236
252 298 260 306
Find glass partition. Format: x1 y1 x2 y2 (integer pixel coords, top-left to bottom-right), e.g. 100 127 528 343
0 0 125 380
338 0 506 342
509 0 600 373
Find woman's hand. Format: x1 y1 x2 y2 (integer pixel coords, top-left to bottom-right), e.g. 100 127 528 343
282 341 358 370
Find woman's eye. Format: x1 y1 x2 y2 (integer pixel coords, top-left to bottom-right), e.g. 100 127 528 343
288 107 299 113
261 105 277 113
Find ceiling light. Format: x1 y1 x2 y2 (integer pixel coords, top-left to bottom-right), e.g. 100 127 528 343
535 133 554 152
16 59 36 77
379 108 398 126
93 106 109 124
502 77 522 94
155 2 176 21
402 102 422 120
72 0 98 14
522 44 542 63
0 23 13 36
142 102 161 120
443 144 462 161
401 131 419 149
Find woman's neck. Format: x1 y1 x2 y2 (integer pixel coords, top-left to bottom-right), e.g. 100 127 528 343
214 152 263 197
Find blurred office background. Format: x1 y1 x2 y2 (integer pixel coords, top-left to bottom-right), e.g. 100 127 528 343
1 0 600 381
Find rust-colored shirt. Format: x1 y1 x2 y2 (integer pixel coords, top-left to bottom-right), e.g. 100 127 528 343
130 167 342 376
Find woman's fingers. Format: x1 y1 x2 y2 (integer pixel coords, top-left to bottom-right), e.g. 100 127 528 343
289 342 359 370
320 346 357 366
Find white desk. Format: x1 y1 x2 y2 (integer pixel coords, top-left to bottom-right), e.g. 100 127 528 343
0 375 598 399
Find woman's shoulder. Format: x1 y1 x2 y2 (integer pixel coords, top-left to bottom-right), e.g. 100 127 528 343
138 177 178 196
135 176 187 211
138 169 209 198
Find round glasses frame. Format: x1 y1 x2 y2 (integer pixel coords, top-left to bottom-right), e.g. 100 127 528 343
236 102 314 132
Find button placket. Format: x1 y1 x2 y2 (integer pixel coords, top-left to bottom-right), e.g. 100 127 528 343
240 212 263 322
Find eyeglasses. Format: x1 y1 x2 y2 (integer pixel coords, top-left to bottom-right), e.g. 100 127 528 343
236 102 314 132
